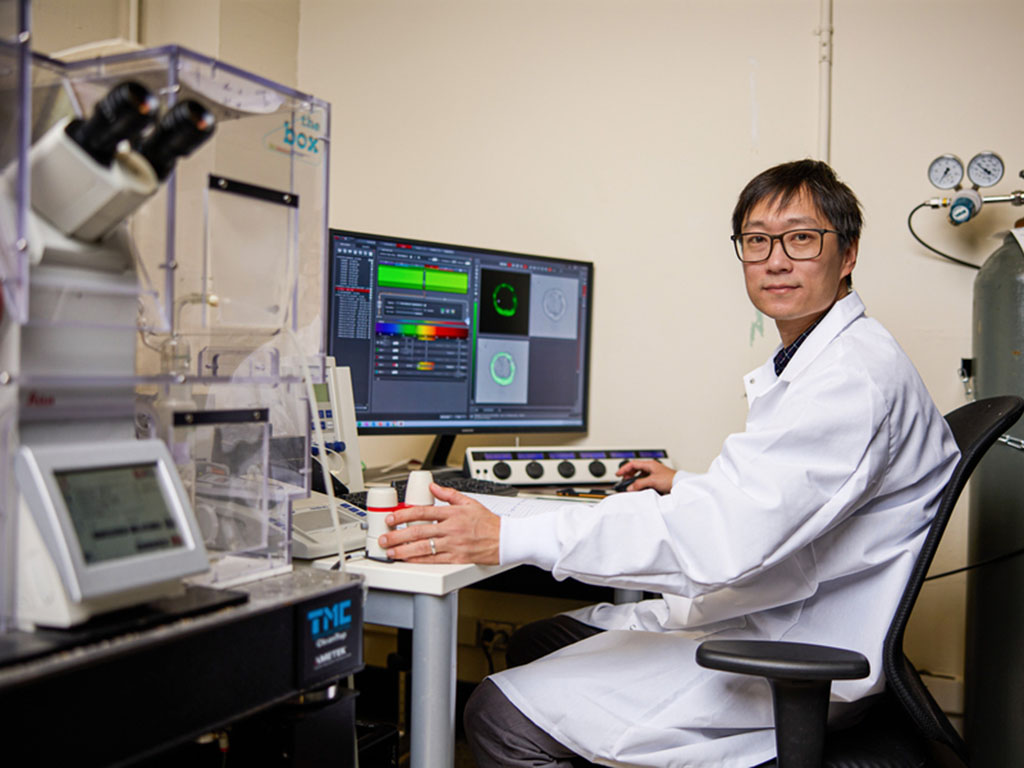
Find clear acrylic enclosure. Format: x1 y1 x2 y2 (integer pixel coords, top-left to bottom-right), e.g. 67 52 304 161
0 0 29 631
44 46 330 368
3 44 330 593
147 406 297 589
0 0 30 323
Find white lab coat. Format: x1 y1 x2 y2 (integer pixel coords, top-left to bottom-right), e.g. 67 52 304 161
490 292 959 767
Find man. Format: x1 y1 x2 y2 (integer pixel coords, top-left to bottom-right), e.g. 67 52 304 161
379 160 959 767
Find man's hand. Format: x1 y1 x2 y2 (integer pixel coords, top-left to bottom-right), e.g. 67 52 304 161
378 483 501 564
616 459 676 494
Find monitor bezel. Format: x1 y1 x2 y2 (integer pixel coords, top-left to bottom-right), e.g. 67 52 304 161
327 228 594 437
15 439 209 602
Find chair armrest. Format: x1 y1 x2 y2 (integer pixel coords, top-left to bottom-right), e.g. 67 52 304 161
696 640 869 682
696 641 869 768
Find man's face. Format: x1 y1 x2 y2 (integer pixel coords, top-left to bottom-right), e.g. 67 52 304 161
741 188 857 346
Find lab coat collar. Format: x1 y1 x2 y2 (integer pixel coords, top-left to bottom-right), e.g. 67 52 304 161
743 291 865 402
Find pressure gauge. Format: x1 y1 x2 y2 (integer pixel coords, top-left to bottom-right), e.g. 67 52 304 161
928 154 964 189
967 152 1004 187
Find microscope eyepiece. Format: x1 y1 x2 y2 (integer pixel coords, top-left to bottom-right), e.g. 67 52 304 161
65 81 158 167
138 100 216 180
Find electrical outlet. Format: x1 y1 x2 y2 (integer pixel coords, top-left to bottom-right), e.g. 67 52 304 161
476 620 517 652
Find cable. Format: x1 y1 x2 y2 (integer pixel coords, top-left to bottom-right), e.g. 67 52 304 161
481 644 495 675
285 325 347 575
907 202 981 270
924 544 1024 581
137 328 163 353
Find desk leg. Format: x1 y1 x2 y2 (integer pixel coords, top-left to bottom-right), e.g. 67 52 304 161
410 591 458 768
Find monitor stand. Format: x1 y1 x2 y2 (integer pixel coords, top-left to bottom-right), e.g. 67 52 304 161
363 434 463 485
421 433 456 471
421 435 466 481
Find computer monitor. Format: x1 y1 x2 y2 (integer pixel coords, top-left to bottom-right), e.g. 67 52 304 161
326 229 594 468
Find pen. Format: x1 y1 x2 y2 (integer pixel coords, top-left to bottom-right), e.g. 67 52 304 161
555 488 611 499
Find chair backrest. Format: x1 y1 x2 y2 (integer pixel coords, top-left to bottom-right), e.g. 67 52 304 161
882 395 1024 758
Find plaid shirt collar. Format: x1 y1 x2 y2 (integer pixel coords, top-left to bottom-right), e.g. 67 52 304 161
773 316 824 376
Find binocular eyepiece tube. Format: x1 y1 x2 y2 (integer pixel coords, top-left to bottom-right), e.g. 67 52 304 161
29 80 216 245
64 81 158 168
139 100 216 181
63 80 216 181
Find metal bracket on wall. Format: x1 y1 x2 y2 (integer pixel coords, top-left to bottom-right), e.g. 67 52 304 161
998 434 1024 452
959 358 974 399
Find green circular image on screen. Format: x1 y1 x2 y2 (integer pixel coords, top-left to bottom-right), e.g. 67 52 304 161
492 282 518 317
489 352 516 386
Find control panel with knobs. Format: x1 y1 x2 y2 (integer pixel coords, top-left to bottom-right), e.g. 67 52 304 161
464 446 673 486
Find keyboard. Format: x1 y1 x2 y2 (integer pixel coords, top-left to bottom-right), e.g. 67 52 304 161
291 492 367 559
340 474 518 508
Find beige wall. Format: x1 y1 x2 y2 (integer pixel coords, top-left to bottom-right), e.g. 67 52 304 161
30 0 130 54
831 0 1024 685
32 0 299 87
298 0 1024 690
299 0 821 469
30 0 1024 697
141 0 300 88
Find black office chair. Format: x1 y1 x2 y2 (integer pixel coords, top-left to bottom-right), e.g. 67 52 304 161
696 395 1024 768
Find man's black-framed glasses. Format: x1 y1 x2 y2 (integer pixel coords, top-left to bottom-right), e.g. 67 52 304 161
731 228 841 263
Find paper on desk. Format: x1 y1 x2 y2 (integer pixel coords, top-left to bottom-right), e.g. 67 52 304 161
464 493 575 518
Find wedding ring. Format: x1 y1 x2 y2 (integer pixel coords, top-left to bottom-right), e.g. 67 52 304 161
429 538 437 556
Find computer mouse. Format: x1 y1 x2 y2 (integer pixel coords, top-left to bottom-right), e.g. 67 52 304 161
613 472 647 492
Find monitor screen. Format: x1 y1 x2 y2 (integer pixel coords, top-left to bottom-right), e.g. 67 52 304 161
327 230 593 438
56 462 186 564
15 439 209 604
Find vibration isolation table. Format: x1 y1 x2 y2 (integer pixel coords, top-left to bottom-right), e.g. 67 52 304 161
0 568 365 767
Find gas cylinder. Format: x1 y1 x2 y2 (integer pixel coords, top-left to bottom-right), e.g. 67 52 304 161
966 228 1024 764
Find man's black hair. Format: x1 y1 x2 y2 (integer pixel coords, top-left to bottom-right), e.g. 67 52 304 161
731 159 863 252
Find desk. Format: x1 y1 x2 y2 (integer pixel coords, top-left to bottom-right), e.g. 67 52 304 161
342 558 513 768
337 489 642 766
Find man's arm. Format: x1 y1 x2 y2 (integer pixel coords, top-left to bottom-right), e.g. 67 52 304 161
381 457 677 563
382 357 907 602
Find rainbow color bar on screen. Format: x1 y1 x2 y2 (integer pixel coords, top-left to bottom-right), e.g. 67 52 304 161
376 322 469 340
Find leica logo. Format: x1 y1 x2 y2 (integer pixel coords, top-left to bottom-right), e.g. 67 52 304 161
25 391 55 407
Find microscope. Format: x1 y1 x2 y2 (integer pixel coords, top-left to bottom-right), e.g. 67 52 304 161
6 81 218 628
21 80 213 267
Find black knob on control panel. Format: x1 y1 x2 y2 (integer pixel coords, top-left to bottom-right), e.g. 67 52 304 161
493 461 512 480
558 460 576 479
588 460 606 477
526 461 544 479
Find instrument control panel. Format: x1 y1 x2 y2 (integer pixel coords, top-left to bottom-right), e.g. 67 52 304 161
464 446 672 486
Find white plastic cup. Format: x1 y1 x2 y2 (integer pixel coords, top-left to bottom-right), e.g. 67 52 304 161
366 486 399 509
365 486 400 560
404 470 435 525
